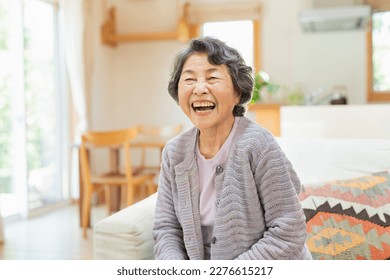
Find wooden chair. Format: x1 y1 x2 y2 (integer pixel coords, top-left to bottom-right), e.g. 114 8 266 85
137 124 183 138
79 127 156 238
134 124 183 173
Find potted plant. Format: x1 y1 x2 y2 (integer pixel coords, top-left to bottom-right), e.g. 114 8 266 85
250 71 281 104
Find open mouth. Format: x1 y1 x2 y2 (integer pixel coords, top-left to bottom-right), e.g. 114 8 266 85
192 101 216 112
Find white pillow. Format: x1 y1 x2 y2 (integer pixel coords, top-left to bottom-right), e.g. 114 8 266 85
93 193 157 260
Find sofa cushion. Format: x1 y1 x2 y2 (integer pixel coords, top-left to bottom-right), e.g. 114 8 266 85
299 170 390 260
93 193 157 259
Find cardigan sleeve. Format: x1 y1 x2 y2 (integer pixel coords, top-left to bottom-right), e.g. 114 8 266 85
153 147 189 260
236 139 308 260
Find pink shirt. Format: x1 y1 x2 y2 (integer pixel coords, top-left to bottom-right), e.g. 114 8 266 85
196 117 239 252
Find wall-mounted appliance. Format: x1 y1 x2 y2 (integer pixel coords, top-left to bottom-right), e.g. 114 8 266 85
299 5 371 32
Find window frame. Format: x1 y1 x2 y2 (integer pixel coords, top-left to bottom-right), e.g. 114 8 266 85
196 19 261 73
366 11 390 102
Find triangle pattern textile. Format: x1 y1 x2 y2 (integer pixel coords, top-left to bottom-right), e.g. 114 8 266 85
300 170 390 260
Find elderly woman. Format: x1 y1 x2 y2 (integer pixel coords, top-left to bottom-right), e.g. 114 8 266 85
153 37 312 260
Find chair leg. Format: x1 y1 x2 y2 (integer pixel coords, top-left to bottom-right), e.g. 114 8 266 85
126 185 134 206
147 178 156 195
82 185 92 239
104 187 112 214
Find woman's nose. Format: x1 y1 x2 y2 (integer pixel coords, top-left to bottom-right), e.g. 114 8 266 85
193 81 208 95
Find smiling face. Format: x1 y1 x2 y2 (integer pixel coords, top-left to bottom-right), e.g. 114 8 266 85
178 52 240 133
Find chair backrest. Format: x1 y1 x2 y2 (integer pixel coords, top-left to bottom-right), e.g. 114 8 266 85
82 128 138 147
80 127 138 188
134 124 183 170
137 124 183 138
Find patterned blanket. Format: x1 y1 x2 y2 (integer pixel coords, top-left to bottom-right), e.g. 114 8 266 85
300 170 390 260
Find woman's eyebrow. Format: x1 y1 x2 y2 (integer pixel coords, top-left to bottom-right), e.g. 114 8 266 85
181 68 221 75
206 68 221 74
181 69 195 75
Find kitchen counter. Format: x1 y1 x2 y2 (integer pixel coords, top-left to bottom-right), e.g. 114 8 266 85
248 103 281 136
281 104 390 138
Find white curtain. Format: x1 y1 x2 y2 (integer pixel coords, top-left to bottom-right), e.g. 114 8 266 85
60 0 92 134
60 0 94 198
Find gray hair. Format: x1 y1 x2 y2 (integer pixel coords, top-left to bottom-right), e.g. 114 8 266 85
168 37 254 116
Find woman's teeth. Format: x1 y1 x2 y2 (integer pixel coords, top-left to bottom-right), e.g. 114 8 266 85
192 101 216 111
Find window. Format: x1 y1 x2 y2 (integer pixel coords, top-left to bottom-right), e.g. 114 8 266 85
367 11 390 102
203 20 254 68
201 20 261 72
186 1 262 72
0 0 68 218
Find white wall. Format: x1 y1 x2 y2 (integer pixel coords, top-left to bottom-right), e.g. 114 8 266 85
87 0 189 130
260 0 367 104
292 28 367 105
112 41 192 129
89 0 371 130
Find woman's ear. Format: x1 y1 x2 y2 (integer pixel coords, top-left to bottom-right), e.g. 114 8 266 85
235 92 241 105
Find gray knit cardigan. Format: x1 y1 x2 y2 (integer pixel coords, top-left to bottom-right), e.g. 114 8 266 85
153 117 312 260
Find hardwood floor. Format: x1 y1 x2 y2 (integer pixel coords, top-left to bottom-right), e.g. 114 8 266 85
0 203 108 260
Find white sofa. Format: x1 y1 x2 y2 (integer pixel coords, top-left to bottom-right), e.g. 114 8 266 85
93 137 390 260
93 191 157 260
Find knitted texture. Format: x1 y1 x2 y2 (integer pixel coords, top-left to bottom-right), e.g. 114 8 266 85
153 117 312 260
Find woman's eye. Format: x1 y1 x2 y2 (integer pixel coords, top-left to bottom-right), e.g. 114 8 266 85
208 76 218 80
185 78 195 82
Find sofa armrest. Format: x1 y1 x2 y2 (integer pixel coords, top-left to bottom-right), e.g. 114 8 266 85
93 193 157 259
